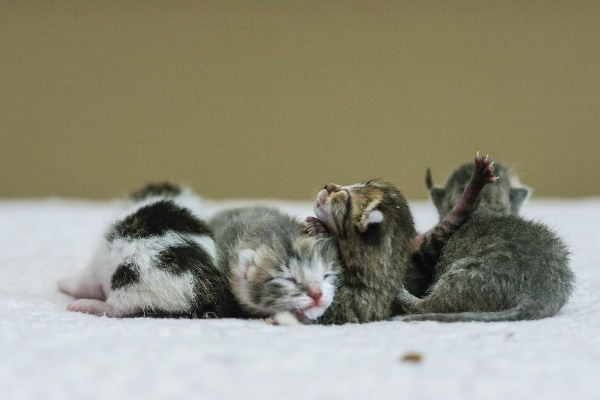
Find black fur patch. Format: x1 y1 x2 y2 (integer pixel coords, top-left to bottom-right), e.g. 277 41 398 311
130 182 182 201
359 222 382 245
339 192 353 239
111 261 140 290
107 201 212 241
156 240 215 275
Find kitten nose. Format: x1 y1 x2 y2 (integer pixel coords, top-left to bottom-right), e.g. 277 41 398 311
307 283 323 303
308 290 322 303
324 183 341 194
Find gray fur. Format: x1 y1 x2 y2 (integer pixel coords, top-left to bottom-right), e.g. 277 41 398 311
209 206 339 322
396 162 575 322
429 161 530 219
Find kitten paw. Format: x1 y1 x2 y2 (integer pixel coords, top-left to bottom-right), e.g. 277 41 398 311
304 216 330 237
474 151 498 185
266 311 302 326
67 299 125 318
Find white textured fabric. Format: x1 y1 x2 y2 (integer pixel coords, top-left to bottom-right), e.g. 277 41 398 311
1 197 598 400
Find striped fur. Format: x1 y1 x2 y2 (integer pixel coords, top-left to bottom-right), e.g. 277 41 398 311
210 206 339 322
310 180 417 324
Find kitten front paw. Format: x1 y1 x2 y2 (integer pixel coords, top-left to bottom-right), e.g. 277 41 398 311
304 216 330 238
266 311 302 326
474 152 498 185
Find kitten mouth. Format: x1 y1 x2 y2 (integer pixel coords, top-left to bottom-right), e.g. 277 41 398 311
315 190 329 209
301 304 327 320
314 190 331 221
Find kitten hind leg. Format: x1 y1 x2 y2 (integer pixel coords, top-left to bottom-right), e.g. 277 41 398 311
411 153 498 270
58 277 105 300
67 299 125 318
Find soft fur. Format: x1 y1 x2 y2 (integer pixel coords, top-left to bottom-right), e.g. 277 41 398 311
308 180 417 324
58 183 239 318
396 161 575 322
209 206 339 322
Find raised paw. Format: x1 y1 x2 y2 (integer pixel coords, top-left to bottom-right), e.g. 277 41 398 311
473 152 498 185
304 216 330 238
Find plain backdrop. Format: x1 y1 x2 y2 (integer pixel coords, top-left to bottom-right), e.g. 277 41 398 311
2 1 599 201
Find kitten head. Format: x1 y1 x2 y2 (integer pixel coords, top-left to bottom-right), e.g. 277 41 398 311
231 236 339 320
428 161 530 220
313 179 415 246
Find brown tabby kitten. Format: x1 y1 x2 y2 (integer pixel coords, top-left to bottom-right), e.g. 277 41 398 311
306 180 416 324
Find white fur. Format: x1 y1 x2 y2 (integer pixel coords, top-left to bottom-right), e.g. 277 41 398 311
231 244 337 320
63 231 213 316
360 201 384 232
59 189 216 317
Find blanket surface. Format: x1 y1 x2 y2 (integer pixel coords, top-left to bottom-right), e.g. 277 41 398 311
1 198 598 400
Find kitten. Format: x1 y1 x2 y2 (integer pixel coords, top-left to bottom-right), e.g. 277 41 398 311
306 180 417 324
58 183 242 318
209 206 339 323
404 153 499 297
305 154 497 324
395 160 575 322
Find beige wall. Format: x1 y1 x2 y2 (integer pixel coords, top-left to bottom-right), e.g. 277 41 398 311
2 1 598 201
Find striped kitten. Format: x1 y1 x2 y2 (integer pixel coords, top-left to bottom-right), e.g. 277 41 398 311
58 183 241 318
209 206 339 323
306 179 417 324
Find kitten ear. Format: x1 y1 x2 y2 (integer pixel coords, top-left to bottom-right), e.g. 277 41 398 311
359 209 384 233
510 187 530 214
238 249 256 273
429 187 445 211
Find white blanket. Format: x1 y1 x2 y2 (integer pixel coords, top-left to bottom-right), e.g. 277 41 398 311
1 198 598 400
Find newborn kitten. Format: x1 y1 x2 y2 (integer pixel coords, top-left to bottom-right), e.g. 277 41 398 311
58 183 241 318
209 206 339 323
404 153 499 297
306 180 417 324
395 160 575 322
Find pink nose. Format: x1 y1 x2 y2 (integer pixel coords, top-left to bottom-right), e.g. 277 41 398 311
308 289 323 304
324 183 341 194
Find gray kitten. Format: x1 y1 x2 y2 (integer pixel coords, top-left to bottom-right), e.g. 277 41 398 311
396 161 575 322
209 206 339 323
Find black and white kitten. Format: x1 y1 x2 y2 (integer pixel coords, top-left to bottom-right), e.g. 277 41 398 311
58 183 241 318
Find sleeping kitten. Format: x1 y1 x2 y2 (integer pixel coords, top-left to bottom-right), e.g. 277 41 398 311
395 160 575 322
209 206 339 323
58 183 242 318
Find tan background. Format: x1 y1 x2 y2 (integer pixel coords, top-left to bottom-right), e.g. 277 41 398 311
1 1 598 201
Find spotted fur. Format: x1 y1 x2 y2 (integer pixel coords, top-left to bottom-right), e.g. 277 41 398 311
58 183 241 318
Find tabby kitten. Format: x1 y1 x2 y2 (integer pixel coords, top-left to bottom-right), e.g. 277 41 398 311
396 160 575 322
209 206 339 323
